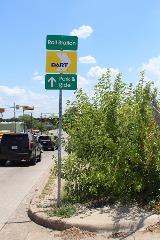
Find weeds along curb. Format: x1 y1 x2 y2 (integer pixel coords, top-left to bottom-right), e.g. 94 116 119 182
28 174 76 231
28 170 160 233
28 170 105 232
28 200 141 232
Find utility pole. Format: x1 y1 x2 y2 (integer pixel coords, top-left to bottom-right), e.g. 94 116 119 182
13 102 16 133
40 113 52 135
0 108 5 120
31 112 33 133
23 108 25 133
21 106 34 133
40 113 43 135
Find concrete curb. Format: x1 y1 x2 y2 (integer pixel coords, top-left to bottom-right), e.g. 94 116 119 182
28 200 160 233
28 172 160 233
28 202 145 232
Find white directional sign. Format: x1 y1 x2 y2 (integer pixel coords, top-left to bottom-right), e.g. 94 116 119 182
45 74 77 90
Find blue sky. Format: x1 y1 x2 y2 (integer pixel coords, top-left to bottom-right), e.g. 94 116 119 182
1 0 160 117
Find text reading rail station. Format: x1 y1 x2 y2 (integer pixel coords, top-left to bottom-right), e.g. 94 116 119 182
46 35 78 51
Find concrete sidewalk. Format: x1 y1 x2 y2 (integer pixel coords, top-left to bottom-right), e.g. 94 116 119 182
25 230 160 240
28 176 160 239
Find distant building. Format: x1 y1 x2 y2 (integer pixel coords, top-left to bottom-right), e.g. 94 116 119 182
0 122 24 133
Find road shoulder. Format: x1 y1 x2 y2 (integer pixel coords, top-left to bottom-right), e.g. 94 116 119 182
28 171 160 239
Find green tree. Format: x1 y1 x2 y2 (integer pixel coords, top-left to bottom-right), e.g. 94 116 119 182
18 114 46 132
62 70 160 204
18 114 33 129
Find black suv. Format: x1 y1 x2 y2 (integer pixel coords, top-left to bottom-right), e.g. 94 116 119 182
0 133 42 165
38 135 55 151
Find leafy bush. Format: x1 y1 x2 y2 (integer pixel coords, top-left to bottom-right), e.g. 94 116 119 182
62 70 160 204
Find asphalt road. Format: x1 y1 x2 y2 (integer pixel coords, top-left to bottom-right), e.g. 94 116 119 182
0 150 54 232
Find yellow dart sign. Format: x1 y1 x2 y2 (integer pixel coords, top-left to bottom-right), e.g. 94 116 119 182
46 51 77 74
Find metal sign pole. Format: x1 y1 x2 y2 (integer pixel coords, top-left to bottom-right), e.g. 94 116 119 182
45 34 78 207
57 89 62 207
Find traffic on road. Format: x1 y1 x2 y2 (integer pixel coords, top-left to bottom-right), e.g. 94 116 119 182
0 131 58 166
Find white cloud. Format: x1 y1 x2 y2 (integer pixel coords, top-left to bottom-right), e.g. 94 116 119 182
79 56 96 64
33 72 39 76
141 56 160 90
33 75 43 81
70 25 93 39
87 66 120 79
77 75 89 88
0 86 26 96
0 96 5 108
32 72 43 81
0 85 60 118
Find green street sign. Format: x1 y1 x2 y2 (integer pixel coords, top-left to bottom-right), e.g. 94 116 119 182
45 74 77 90
46 35 78 50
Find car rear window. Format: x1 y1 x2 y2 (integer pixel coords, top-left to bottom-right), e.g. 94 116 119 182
1 134 28 145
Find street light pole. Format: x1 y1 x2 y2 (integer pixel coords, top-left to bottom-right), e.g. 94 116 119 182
21 106 34 133
40 113 52 135
23 109 25 133
31 112 33 133
40 113 43 135
0 108 5 127
13 102 16 133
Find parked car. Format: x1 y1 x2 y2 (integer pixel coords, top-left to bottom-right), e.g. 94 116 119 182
38 135 55 151
0 133 42 165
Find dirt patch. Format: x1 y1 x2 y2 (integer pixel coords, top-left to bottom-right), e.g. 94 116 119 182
54 226 97 240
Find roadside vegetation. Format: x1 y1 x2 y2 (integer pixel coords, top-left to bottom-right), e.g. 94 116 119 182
62 70 160 205
40 163 77 218
48 203 77 218
1 114 59 132
18 114 59 132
